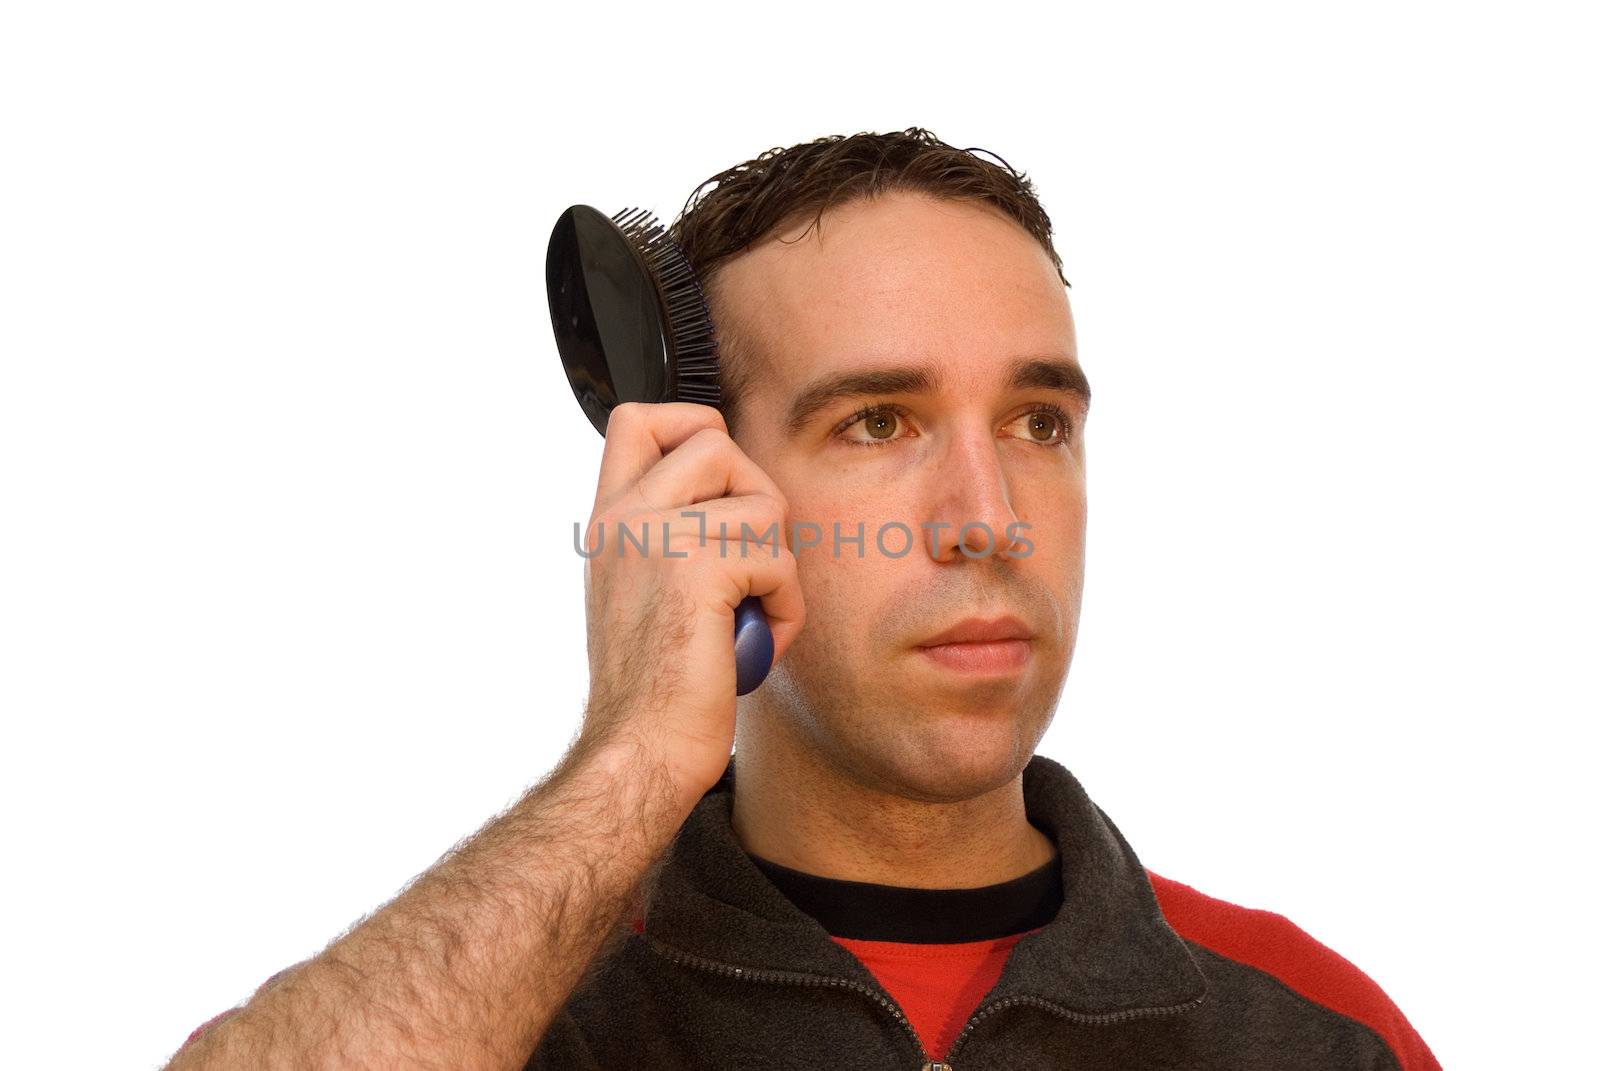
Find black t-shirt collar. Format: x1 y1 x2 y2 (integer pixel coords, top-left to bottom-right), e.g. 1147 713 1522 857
744 846 1063 944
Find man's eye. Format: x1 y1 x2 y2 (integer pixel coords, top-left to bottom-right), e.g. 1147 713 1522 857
1006 405 1073 446
838 405 912 446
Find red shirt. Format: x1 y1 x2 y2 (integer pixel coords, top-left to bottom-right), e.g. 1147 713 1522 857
746 849 1063 1065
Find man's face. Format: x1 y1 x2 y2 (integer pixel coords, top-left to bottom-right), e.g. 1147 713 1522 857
715 190 1088 801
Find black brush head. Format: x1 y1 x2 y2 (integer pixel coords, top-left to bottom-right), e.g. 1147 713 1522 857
546 204 722 437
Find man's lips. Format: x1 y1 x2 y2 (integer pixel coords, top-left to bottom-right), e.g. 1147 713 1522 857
916 615 1034 647
914 616 1034 675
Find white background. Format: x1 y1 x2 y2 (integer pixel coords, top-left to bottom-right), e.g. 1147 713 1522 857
3 3 1595 1068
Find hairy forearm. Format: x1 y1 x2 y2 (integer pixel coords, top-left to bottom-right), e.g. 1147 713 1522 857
167 736 692 1071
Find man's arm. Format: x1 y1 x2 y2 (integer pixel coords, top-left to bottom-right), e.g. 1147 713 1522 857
166 734 692 1071
168 403 805 1069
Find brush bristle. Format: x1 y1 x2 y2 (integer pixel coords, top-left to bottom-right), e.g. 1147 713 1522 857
610 207 722 408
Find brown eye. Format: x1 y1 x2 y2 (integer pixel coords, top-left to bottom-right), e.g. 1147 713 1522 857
1027 412 1058 442
865 410 899 440
835 405 913 447
1005 405 1071 447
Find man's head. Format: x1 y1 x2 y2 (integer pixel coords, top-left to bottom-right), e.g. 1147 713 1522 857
670 129 1088 803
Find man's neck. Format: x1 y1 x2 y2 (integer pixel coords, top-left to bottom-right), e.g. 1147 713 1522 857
726 729 1056 890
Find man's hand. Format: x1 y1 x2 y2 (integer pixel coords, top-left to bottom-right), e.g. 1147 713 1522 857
577 402 806 802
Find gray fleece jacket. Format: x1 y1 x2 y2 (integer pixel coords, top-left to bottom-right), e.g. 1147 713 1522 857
524 753 1439 1070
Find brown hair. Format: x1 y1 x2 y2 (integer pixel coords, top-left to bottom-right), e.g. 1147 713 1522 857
666 127 1069 436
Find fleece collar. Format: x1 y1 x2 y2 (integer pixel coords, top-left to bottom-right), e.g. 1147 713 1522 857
641 752 1208 1019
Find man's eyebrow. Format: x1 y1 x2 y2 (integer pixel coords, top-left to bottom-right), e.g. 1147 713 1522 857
784 356 1092 436
785 365 943 436
1008 357 1092 411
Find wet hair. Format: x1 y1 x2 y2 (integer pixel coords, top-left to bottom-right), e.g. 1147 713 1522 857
667 127 1069 435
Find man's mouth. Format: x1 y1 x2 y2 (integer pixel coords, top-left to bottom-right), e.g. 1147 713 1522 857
917 615 1034 646
915 615 1034 675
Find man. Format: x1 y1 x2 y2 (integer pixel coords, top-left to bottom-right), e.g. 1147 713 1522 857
169 128 1439 1069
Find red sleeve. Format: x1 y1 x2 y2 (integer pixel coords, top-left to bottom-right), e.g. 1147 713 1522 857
1148 870 1441 1071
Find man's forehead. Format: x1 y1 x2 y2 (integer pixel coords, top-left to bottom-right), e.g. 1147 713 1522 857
715 192 1077 402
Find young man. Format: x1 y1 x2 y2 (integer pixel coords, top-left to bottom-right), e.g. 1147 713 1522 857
169 129 1439 1070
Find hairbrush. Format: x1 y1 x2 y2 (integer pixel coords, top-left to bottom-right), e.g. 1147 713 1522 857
545 204 774 696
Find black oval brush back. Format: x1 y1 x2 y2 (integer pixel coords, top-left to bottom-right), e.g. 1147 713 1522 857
547 205 719 435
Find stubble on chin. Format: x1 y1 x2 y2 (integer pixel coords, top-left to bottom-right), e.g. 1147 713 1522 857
752 621 1068 804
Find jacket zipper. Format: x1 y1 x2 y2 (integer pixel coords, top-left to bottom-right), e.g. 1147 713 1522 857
645 934 1204 1070
645 937 936 1068
941 990 1206 1065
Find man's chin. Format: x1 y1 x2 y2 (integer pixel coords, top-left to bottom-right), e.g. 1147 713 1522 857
846 704 1041 803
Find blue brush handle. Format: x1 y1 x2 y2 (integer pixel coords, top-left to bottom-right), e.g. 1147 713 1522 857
732 595 774 695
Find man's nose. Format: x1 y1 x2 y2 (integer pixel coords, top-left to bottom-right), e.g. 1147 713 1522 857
919 428 1025 562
